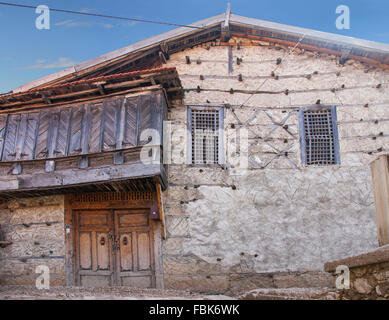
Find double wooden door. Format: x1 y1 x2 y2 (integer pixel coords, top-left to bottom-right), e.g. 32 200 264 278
74 209 155 287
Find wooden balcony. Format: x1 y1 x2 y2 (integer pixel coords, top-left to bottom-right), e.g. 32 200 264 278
0 69 179 200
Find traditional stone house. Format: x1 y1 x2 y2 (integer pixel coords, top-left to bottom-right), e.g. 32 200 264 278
0 12 389 294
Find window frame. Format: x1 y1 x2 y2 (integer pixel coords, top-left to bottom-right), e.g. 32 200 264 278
186 106 225 167
298 105 340 166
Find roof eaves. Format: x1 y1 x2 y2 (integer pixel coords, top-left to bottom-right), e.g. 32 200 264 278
230 14 389 54
11 13 389 94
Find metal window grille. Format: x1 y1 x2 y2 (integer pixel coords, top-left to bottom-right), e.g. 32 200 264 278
191 110 219 165
303 108 337 165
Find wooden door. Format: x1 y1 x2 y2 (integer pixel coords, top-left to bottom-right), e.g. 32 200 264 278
114 210 155 287
75 210 114 287
74 209 155 288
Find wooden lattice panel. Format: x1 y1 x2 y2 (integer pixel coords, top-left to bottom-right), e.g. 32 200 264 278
70 192 154 203
230 108 298 169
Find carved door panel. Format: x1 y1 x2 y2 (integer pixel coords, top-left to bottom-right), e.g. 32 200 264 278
75 209 155 288
114 210 155 288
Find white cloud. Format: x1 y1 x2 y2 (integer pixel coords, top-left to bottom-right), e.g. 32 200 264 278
15 57 78 70
54 19 113 29
375 33 389 38
0 57 11 61
122 21 138 27
80 8 94 13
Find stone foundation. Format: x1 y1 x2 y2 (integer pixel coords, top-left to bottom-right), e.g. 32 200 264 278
324 244 389 299
164 270 335 295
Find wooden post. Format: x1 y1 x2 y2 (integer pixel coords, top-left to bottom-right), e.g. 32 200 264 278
155 181 166 240
371 154 389 246
64 194 75 286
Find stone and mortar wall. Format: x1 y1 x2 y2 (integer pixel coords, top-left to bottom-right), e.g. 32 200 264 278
161 36 389 293
0 195 65 286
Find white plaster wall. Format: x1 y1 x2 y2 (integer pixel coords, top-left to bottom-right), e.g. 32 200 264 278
185 167 377 272
163 36 388 276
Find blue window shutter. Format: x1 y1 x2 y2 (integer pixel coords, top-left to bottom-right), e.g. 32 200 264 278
331 106 341 165
218 108 225 166
186 107 192 165
298 110 307 166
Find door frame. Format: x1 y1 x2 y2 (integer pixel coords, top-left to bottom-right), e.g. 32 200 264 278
64 192 164 288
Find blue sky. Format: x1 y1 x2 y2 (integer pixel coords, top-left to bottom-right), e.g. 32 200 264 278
0 0 388 93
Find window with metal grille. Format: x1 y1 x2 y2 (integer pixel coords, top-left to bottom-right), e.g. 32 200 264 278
187 108 224 165
298 106 340 166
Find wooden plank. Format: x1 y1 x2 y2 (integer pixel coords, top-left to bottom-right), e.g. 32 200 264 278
64 195 74 286
79 232 92 270
81 105 92 155
155 182 166 239
120 233 133 271
371 155 389 246
68 105 84 155
116 98 126 149
47 111 60 158
3 114 20 161
218 108 225 166
88 103 103 153
55 108 71 157
99 101 106 152
135 96 141 146
14 114 27 161
0 178 19 190
150 92 163 144
123 96 138 147
298 110 307 165
138 94 152 146
0 114 9 161
97 232 109 270
74 210 81 285
13 161 162 190
186 107 192 165
19 113 39 160
331 106 341 165
137 232 151 271
103 99 120 151
91 231 98 272
119 213 149 227
152 219 164 289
